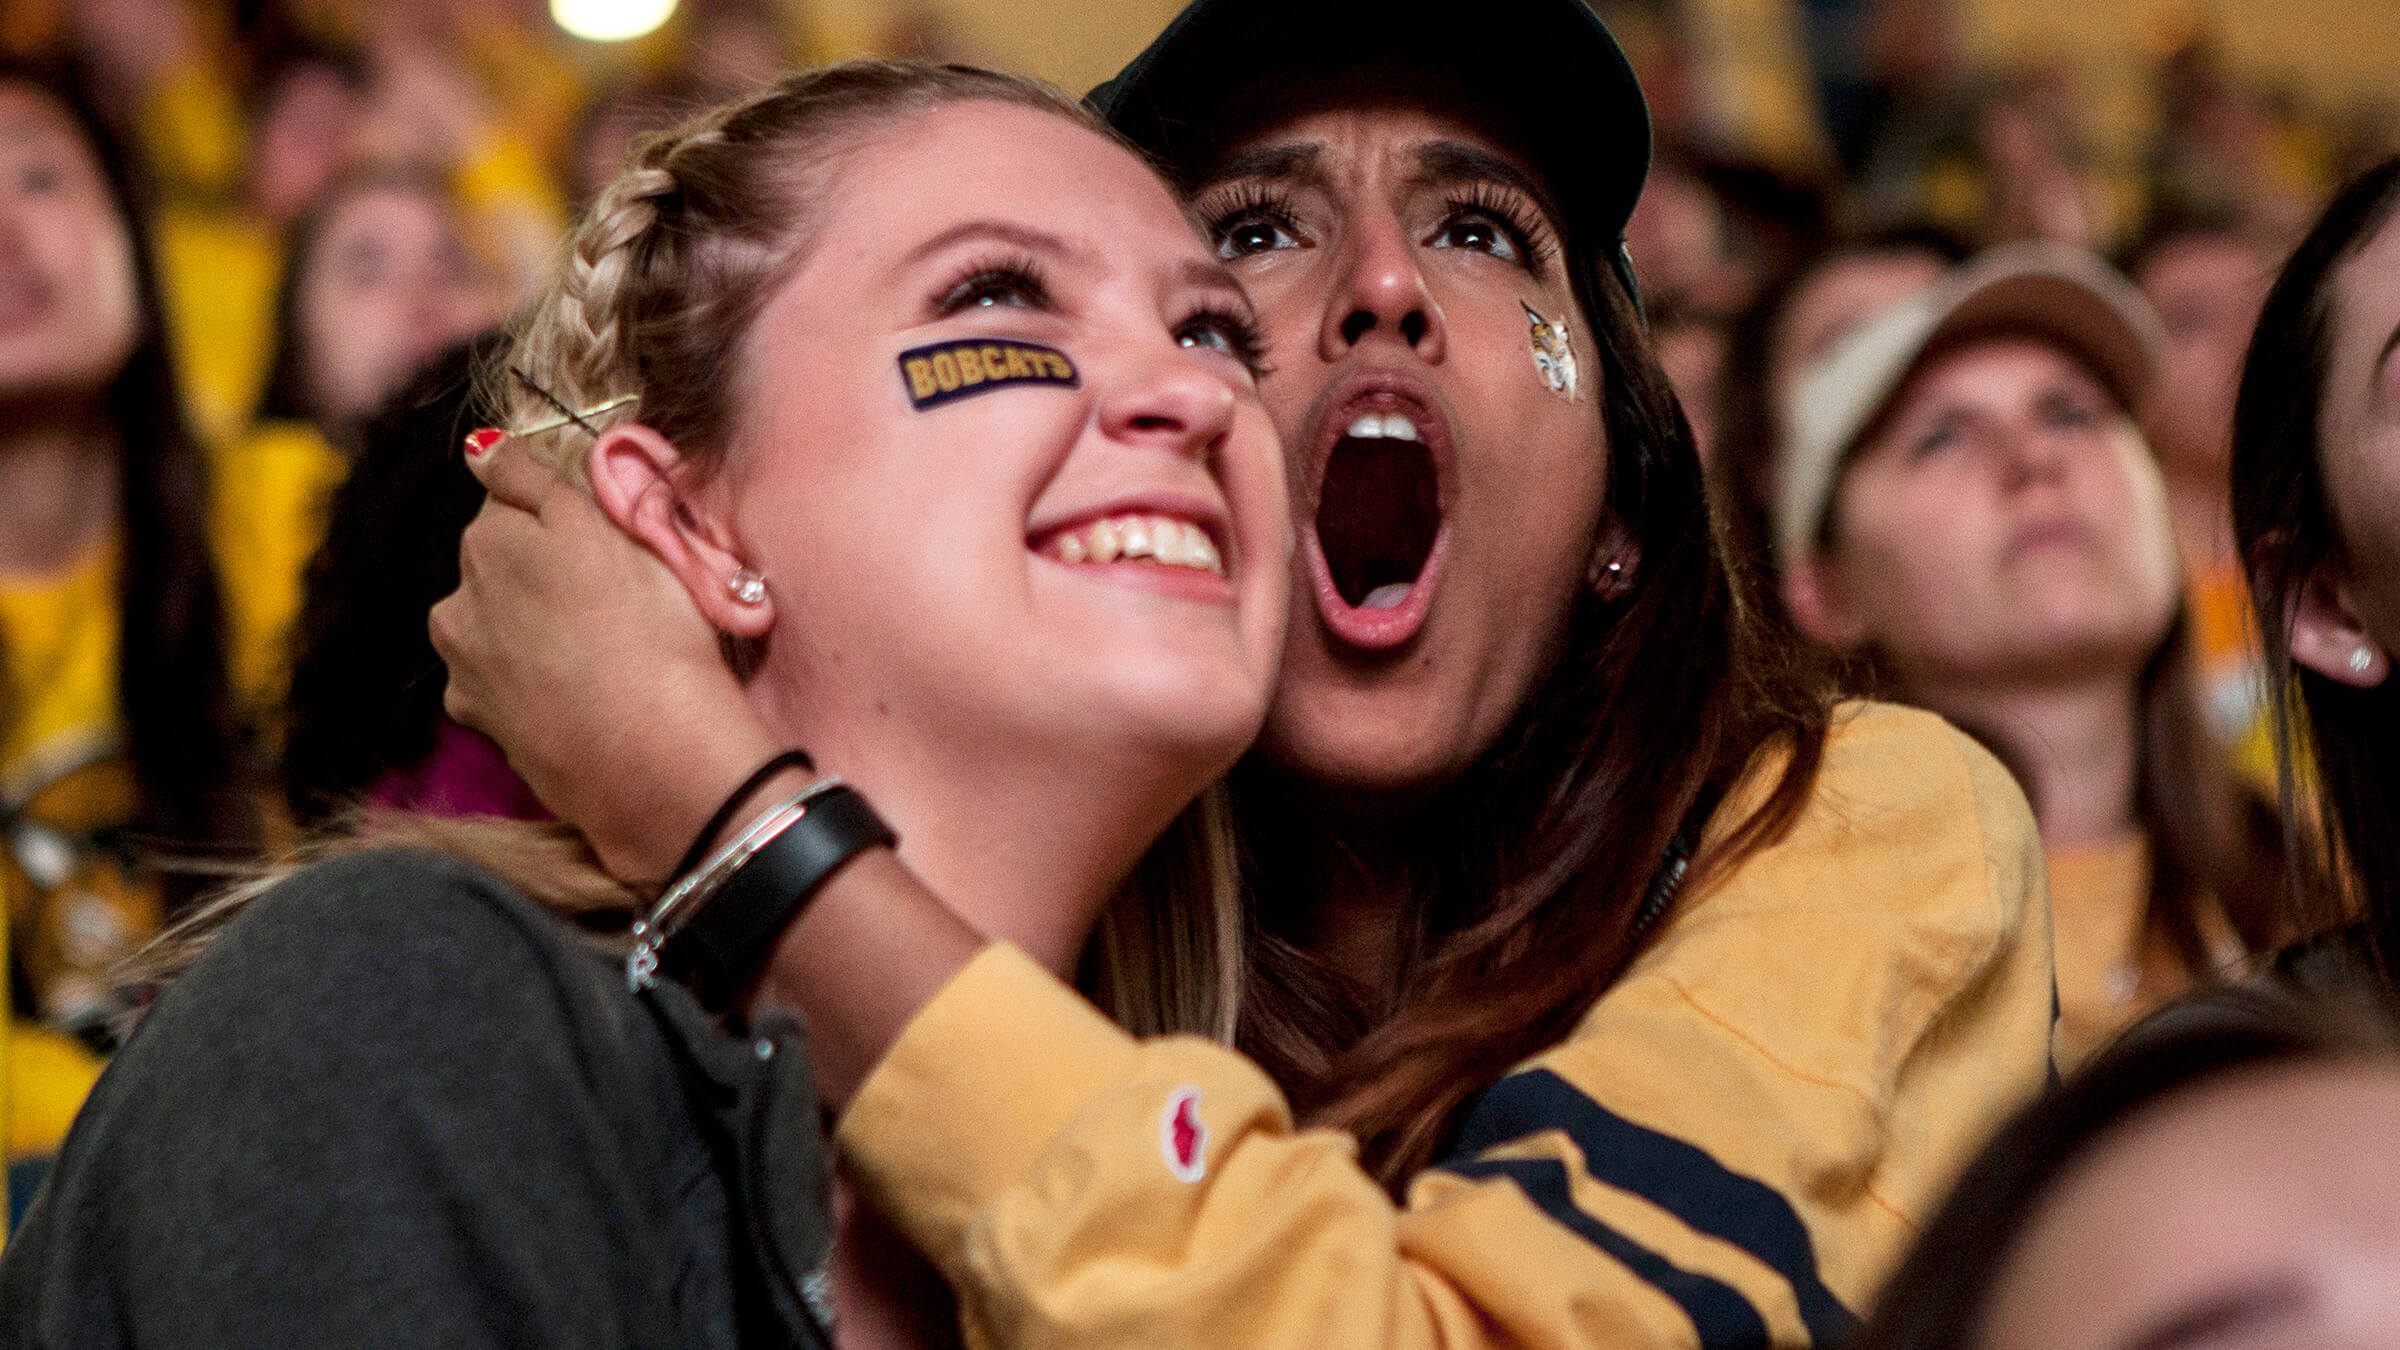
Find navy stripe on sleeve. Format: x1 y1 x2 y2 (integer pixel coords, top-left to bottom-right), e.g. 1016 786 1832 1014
1448 1157 1772 1350
1449 1069 1859 1344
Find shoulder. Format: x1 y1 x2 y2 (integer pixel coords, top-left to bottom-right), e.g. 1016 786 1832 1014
1703 699 2042 928
125 847 652 1101
1608 700 2050 1081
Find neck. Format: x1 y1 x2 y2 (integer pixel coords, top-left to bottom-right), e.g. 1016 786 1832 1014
777 692 1210 977
1243 769 1419 997
0 401 119 576
1905 671 2143 848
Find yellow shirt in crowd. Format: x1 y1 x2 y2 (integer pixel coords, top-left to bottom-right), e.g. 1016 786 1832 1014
840 702 2056 1349
2 425 341 1169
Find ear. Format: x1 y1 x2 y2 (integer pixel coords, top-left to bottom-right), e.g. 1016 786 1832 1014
585 425 777 641
1585 516 1640 600
1782 551 1870 650
2287 564 2390 688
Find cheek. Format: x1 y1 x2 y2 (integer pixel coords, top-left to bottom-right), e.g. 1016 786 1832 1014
1833 477 1993 623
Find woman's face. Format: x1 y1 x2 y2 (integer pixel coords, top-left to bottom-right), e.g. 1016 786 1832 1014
2306 213 2400 670
713 101 1288 792
2136 233 2271 481
0 84 139 405
1190 96 1611 792
1792 336 2180 689
297 185 493 422
1980 1061 2400 1350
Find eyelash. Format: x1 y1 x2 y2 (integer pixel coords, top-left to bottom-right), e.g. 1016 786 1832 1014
1199 183 1304 250
1177 304 1273 377
934 253 1270 376
933 253 1052 315
1442 183 1557 272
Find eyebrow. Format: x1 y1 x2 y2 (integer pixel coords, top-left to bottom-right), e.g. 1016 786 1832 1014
1408 141 1562 220
2119 1277 2311 1350
898 219 1097 272
1200 143 1324 190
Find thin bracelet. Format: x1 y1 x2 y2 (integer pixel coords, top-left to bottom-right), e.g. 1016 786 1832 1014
672 749 816 881
628 776 844 993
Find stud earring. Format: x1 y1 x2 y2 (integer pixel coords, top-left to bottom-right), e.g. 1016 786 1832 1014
2351 645 2376 674
728 568 768 606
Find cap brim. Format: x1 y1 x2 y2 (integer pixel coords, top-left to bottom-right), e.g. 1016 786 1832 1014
1775 242 2165 567
1089 0 1650 247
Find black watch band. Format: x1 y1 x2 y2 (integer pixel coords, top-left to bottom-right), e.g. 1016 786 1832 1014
660 785 896 1010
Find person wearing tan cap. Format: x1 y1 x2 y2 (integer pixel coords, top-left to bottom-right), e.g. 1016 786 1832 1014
1774 242 2287 1065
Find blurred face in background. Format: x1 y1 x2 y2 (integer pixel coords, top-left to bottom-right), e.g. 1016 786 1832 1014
2135 232 2273 490
0 83 138 406
296 182 493 423
1791 335 2180 691
251 62 363 225
1980 1060 2400 1350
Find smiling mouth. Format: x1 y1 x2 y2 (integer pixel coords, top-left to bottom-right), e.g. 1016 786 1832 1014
1319 412 1441 610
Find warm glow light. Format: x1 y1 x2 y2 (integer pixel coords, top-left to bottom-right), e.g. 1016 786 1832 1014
551 0 676 42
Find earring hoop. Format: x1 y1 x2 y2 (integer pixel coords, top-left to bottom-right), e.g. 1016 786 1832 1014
729 568 768 606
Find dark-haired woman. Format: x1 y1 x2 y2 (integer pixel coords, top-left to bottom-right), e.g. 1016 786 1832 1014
1851 978 2400 1350
214 170 496 721
0 63 254 1182
1774 243 2284 1064
2231 154 2400 978
436 3 2057 1344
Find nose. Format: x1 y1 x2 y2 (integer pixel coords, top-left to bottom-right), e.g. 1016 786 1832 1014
1098 345 1238 467
1999 419 2073 489
1319 207 1446 364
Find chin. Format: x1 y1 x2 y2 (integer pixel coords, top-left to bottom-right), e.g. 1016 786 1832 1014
1258 691 1480 799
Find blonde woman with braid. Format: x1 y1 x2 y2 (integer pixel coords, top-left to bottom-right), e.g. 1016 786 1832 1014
0 62 1286 1349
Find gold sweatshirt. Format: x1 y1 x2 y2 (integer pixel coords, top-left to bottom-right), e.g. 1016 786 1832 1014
839 702 2056 1348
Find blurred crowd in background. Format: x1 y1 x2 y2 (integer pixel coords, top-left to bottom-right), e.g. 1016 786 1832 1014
3 0 2397 1228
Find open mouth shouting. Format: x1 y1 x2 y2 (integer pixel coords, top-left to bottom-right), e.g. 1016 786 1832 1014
1303 372 1454 651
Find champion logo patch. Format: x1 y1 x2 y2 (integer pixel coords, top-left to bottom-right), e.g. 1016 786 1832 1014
1160 1086 1208 1183
898 338 1080 409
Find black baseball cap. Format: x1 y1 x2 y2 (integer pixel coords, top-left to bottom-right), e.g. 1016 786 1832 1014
1088 0 1652 287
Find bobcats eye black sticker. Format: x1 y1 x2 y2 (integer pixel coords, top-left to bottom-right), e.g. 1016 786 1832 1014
899 338 1080 409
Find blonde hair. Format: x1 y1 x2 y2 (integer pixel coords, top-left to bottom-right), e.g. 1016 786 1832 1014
139 61 1243 1041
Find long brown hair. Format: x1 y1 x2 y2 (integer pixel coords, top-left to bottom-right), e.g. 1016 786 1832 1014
2231 154 2400 972
1223 162 1840 1188
0 59 256 911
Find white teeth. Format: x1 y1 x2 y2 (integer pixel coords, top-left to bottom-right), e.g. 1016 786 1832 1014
1119 518 1154 560
1045 514 1225 575
1361 582 1412 610
1343 411 1422 442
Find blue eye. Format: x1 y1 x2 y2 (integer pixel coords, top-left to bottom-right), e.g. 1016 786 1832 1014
1175 308 1270 376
